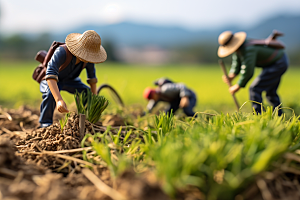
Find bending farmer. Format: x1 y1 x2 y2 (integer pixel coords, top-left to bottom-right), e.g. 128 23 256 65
39 30 107 128
218 31 288 115
143 78 197 117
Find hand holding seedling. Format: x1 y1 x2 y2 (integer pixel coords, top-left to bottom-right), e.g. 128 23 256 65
180 96 190 108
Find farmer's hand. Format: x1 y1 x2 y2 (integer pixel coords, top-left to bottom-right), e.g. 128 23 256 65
222 73 236 86
57 99 69 113
229 84 240 95
180 96 190 108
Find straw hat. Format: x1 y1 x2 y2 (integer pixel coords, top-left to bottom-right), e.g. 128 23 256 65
217 31 247 58
65 30 107 63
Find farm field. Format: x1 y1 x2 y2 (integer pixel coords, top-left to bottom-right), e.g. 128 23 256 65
1 100 300 200
1 61 300 200
0 61 300 115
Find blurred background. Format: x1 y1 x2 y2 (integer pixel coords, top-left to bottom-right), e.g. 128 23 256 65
0 0 299 114
1 0 300 64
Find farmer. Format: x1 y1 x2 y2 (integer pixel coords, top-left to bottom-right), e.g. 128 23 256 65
218 31 288 115
39 30 107 128
143 78 197 117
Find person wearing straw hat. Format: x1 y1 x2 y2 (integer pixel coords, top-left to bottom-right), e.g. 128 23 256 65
143 79 197 117
218 31 288 115
39 30 107 128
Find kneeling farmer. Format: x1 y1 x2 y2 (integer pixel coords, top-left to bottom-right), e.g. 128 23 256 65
39 30 107 128
143 78 197 117
218 31 288 115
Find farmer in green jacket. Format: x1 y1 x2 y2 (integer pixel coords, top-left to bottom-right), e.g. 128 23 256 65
218 31 288 115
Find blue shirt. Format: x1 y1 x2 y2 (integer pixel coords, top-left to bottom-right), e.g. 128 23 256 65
46 46 96 82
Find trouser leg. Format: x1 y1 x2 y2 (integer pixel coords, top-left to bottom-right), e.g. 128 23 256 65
249 54 288 115
183 92 197 117
249 82 263 114
265 80 281 113
265 54 288 115
39 78 90 127
39 80 57 127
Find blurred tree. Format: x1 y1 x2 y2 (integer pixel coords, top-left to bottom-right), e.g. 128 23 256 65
102 40 118 62
1 34 29 59
0 32 53 61
288 52 300 66
171 42 219 64
33 33 52 50
0 30 299 66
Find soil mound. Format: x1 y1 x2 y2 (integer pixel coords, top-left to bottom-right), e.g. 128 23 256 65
17 112 94 151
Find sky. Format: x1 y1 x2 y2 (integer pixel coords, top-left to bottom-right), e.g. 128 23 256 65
1 0 300 34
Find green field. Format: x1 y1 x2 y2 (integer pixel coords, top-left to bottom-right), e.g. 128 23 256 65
1 61 300 199
0 61 299 115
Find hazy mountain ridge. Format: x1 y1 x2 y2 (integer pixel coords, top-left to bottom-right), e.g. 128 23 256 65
53 14 300 50
54 22 217 47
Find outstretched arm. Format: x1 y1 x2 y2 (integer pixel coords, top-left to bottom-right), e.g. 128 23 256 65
47 79 69 113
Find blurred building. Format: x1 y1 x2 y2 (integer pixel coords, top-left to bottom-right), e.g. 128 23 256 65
116 45 171 65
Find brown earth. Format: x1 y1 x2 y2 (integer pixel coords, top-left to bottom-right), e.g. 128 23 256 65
0 106 300 200
0 106 171 200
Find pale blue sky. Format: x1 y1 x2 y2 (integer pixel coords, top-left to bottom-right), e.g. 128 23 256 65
1 0 300 34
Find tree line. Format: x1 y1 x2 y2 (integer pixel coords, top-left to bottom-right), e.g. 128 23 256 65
0 33 299 66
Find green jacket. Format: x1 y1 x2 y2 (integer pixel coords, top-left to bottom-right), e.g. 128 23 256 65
229 39 285 87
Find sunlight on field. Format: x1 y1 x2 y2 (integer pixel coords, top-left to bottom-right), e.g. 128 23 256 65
0 61 299 114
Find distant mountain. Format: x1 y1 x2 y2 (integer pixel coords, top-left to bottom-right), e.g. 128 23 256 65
54 22 218 48
53 14 300 51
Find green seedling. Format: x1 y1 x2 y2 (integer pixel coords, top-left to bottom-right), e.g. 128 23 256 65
59 112 70 132
77 104 300 200
75 90 109 124
154 110 175 135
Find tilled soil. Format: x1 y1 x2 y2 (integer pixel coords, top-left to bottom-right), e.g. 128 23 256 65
0 106 170 200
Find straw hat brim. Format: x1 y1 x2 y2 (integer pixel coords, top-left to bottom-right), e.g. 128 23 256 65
65 33 107 64
218 32 247 58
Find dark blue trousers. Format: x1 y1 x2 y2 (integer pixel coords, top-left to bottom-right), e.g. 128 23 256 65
166 90 197 117
249 54 288 115
39 77 90 127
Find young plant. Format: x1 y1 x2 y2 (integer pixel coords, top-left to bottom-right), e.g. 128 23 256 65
154 110 175 135
75 90 87 114
59 112 70 132
74 90 109 124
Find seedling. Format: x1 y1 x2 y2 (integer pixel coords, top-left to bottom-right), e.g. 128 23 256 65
75 90 109 124
154 110 175 135
59 112 70 132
